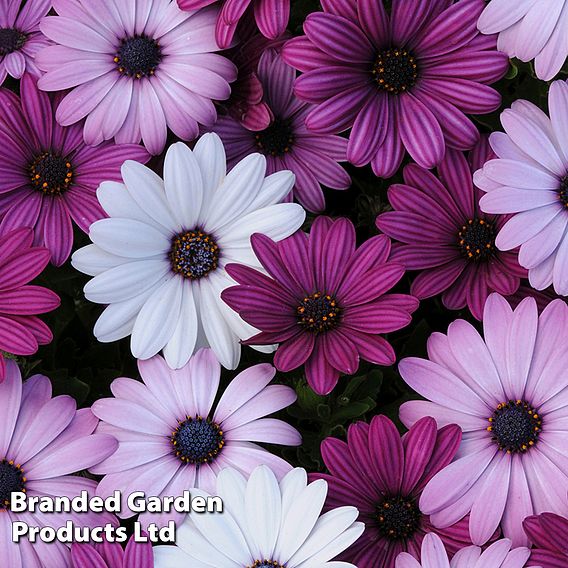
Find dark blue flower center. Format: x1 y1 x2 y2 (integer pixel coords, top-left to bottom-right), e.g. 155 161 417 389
558 175 568 207
376 496 421 540
0 28 26 55
254 120 295 156
171 416 225 465
373 49 418 94
458 218 495 261
488 400 542 453
297 292 341 334
249 561 285 568
115 35 162 78
0 459 26 511
169 230 219 280
29 152 74 195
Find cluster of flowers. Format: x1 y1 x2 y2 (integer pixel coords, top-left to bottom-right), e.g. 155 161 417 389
1 0 568 566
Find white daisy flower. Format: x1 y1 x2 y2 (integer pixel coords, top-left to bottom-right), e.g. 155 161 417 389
71 133 304 369
153 465 364 568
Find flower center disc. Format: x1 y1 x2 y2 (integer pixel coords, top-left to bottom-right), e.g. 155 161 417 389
249 561 285 568
559 175 568 208
0 459 26 510
297 292 340 334
376 496 421 540
169 230 219 279
254 120 295 156
29 152 73 195
458 218 495 261
115 35 162 78
171 416 225 465
488 400 542 453
0 28 26 55
372 48 418 93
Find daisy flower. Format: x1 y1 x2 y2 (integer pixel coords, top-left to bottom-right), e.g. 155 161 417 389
377 138 525 320
282 0 508 177
71 535 153 568
91 349 301 528
311 415 470 568
0 0 50 85
213 49 351 213
36 0 237 155
395 533 532 568
478 0 568 81
177 0 289 50
153 465 365 567
0 74 149 266
71 134 304 369
0 227 59 382
399 293 568 546
0 360 118 567
524 511 568 567
222 216 419 395
475 81 568 296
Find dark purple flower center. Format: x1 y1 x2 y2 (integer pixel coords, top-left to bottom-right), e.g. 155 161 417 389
376 496 421 540
171 416 225 465
115 35 162 78
169 230 219 279
297 292 341 334
0 459 26 511
488 400 542 453
458 218 495 261
0 27 27 55
248 561 285 568
372 48 418 94
558 175 568 207
29 152 74 195
254 120 295 157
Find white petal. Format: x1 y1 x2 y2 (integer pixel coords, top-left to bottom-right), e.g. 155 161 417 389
71 244 125 276
194 132 226 216
244 170 295 212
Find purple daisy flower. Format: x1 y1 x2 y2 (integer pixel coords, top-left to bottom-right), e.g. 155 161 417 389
177 0 289 50
213 50 351 212
36 0 237 155
399 293 568 547
222 216 419 395
0 74 149 266
524 511 568 567
0 0 51 85
282 0 508 176
310 415 471 568
377 137 525 320
90 348 301 529
0 227 59 382
71 535 153 568
0 360 118 567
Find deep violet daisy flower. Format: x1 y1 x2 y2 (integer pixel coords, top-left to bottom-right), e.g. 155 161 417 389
90 349 301 529
177 0 289 50
36 0 237 155
310 415 471 568
282 0 508 177
395 533 533 568
213 49 351 213
0 360 118 567
71 535 153 568
376 137 525 320
0 227 59 382
0 0 50 85
222 216 419 395
523 511 568 567
399 293 568 547
0 74 149 266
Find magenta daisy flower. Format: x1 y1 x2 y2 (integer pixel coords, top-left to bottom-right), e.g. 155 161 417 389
177 0 289 50
0 360 118 567
90 348 301 529
71 535 153 568
282 0 508 176
222 216 419 395
377 138 525 320
36 0 237 155
310 415 470 568
213 50 351 212
524 511 568 567
0 74 149 266
0 0 51 85
0 227 59 382
399 293 568 547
